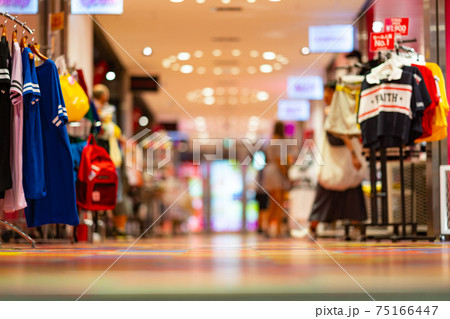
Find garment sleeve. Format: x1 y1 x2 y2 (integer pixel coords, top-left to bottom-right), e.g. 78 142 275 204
55 66 69 125
414 68 432 111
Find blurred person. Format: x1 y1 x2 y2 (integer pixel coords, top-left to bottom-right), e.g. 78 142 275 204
307 81 367 238
262 122 290 237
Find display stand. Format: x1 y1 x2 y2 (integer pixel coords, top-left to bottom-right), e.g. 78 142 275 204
345 146 435 242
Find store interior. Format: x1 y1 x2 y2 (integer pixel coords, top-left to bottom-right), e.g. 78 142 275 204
0 0 449 300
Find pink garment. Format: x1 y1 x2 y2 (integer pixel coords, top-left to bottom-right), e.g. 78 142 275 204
4 42 27 212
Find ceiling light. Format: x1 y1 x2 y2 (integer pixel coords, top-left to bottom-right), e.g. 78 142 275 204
212 49 222 57
256 91 269 101
216 87 225 95
203 96 216 105
196 116 206 126
301 46 311 55
231 67 240 75
372 21 384 33
177 52 191 60
180 65 194 73
139 116 149 127
194 50 203 58
262 51 276 60
143 47 153 56
162 59 171 68
213 67 223 75
273 62 282 70
202 87 215 97
231 49 241 57
229 87 239 95
280 57 289 65
168 55 177 63
241 88 250 95
170 0 184 2
260 64 273 73
171 63 180 71
269 0 281 2
250 50 259 58
197 66 206 74
106 71 116 81
221 0 231 3
229 97 238 105
196 0 205 3
247 0 256 3
247 66 257 74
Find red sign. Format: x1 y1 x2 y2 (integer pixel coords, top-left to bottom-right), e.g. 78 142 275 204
385 17 409 35
370 32 396 52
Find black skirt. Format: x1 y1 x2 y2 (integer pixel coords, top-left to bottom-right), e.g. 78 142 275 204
308 183 367 223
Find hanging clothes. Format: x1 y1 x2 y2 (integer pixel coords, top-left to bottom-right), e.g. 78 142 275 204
415 62 449 142
0 35 12 199
22 47 46 200
358 65 425 149
25 59 79 227
3 41 27 212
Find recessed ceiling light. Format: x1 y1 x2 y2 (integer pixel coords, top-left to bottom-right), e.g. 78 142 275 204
301 46 311 55
221 0 231 3
213 67 223 75
247 0 256 3
168 55 177 63
212 49 222 57
202 87 215 97
194 50 203 58
178 52 191 60
250 50 259 58
196 0 205 3
229 97 238 105
241 88 250 95
143 47 153 56
280 57 289 65
139 116 149 127
172 63 180 71
269 0 281 2
262 51 276 60
273 62 282 70
231 67 240 75
180 65 194 73
232 49 241 57
260 64 273 73
106 71 116 81
197 66 206 74
203 96 216 105
216 87 225 95
229 87 239 95
256 91 269 101
247 66 257 74
162 59 171 68
170 0 184 2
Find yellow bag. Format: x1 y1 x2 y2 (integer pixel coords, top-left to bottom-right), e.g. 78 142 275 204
60 74 90 122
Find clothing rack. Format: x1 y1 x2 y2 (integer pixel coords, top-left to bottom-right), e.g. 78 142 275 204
0 12 34 34
0 12 36 248
345 39 435 242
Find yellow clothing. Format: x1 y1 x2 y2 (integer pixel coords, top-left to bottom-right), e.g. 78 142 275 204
416 62 449 143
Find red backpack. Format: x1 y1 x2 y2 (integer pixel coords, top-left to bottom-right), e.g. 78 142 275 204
76 135 118 211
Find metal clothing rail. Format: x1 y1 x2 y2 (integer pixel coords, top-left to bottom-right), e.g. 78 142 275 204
0 11 36 248
0 11 35 35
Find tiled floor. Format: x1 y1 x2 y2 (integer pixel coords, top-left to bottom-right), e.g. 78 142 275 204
0 234 449 300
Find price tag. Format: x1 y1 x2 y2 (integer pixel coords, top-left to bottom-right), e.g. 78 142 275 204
370 32 396 52
385 17 409 35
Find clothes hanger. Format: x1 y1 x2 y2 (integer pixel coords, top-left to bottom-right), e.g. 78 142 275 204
1 19 7 38
30 41 48 62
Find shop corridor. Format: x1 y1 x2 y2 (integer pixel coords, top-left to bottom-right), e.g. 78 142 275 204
0 235 449 300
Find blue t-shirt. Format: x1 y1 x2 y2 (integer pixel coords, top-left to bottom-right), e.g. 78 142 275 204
25 59 79 227
22 47 46 200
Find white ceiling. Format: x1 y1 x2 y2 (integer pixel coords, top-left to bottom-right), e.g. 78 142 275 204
96 0 366 137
